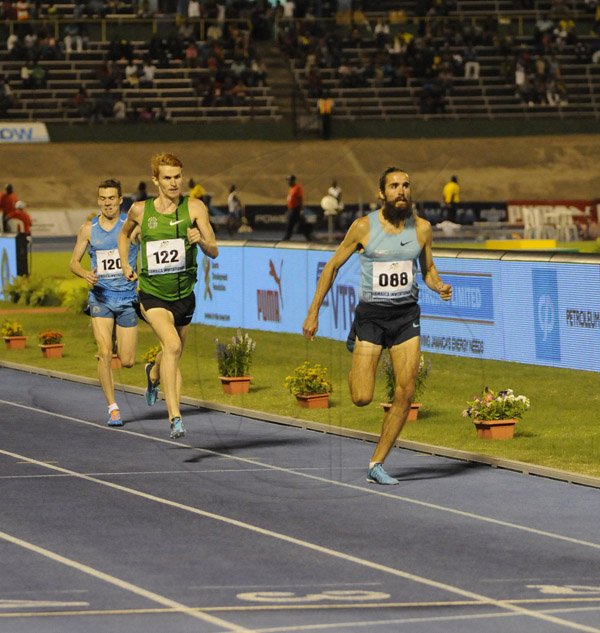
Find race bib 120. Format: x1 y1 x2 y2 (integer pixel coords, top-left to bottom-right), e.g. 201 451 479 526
96 249 122 278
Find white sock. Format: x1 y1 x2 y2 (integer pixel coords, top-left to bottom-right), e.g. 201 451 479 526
369 461 380 470
108 403 119 413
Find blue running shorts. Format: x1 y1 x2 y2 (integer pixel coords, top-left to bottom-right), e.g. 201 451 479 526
88 291 138 328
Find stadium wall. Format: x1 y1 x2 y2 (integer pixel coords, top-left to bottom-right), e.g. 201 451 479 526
43 118 600 143
194 243 600 372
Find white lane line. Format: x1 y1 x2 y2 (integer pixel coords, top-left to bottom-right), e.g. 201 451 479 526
0 530 252 633
0 467 366 480
2 398 599 553
1 448 599 633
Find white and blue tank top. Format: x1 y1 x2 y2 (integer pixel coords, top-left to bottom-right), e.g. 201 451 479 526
88 213 138 297
359 210 422 306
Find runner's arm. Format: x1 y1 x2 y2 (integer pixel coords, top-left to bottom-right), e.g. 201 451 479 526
302 218 366 340
187 197 218 259
118 202 143 281
418 221 452 301
69 222 97 286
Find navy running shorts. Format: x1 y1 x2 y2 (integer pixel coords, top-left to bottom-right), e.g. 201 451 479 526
347 301 420 351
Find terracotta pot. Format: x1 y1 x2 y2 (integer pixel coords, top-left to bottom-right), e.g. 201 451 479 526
474 418 517 440
220 376 252 394
111 354 122 369
380 402 421 421
40 343 64 358
296 393 330 409
4 336 27 350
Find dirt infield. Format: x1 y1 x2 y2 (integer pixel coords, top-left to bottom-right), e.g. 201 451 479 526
6 134 599 210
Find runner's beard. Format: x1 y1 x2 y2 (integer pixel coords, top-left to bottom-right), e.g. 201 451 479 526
383 199 412 223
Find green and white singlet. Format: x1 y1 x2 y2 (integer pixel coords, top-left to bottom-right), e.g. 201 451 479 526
139 196 198 301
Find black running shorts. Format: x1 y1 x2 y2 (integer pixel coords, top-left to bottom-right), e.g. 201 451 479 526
347 301 420 351
138 290 196 327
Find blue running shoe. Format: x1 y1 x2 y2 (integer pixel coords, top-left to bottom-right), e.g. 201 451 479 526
367 463 399 485
145 362 159 406
107 409 123 427
169 417 186 439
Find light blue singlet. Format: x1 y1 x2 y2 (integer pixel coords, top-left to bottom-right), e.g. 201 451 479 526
88 214 138 300
358 210 422 306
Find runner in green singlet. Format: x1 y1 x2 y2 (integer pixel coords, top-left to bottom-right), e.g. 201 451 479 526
118 152 218 439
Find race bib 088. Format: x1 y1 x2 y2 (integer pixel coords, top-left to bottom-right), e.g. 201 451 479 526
96 249 122 278
146 239 185 275
372 260 413 299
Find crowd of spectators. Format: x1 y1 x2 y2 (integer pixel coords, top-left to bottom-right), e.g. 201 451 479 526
2 0 600 120
277 0 600 114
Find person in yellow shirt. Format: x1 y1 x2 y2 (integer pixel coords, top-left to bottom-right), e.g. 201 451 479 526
442 175 460 222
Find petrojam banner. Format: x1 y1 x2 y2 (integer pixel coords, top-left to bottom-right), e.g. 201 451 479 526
194 245 600 372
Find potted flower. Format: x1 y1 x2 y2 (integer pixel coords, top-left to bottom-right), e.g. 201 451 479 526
2 319 27 350
215 330 256 394
462 387 530 440
381 353 430 421
38 329 64 358
284 361 333 409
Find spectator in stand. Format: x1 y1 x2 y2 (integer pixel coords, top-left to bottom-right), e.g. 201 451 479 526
5 200 32 235
71 85 93 119
187 0 200 18
154 105 170 122
0 184 18 231
139 58 156 87
124 59 139 87
113 94 127 120
317 90 334 139
38 30 61 60
64 23 84 53
0 77 16 116
15 0 30 21
96 59 122 90
463 45 480 79
373 17 390 49
178 18 195 41
184 40 199 67
206 21 222 41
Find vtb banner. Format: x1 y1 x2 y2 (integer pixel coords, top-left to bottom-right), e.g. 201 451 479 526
194 245 600 372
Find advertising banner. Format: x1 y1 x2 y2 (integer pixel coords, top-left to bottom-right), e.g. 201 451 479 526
194 245 600 372
0 236 19 300
0 121 50 143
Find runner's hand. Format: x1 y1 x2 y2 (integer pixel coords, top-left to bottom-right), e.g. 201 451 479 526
187 226 201 244
302 314 319 340
438 283 452 301
84 268 98 286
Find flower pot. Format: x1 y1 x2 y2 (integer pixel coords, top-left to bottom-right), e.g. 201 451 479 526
40 343 64 359
4 335 27 350
220 376 252 395
296 393 329 409
111 354 122 369
380 402 421 421
473 418 517 440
